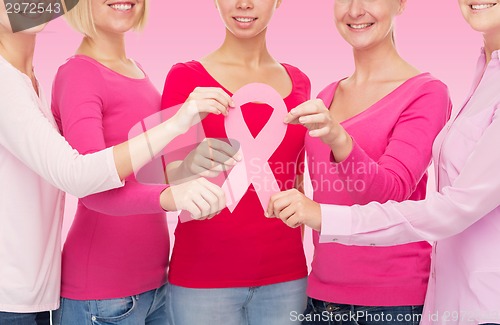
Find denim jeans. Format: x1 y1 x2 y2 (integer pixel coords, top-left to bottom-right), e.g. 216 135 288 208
0 311 50 325
170 277 307 325
52 283 169 325
300 297 423 325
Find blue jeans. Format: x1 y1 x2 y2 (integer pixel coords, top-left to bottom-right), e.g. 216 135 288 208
170 277 307 325
52 283 170 325
300 298 423 325
0 311 50 325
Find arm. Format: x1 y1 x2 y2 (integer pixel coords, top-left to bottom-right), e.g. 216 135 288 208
335 83 450 203
0 73 122 198
53 61 167 215
161 64 240 184
288 81 451 204
320 106 500 245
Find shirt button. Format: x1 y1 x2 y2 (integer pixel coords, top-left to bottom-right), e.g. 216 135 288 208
332 238 338 242
91 316 96 321
370 243 376 246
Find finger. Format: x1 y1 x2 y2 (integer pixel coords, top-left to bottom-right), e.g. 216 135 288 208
284 213 303 229
309 126 331 138
272 196 293 221
209 89 234 109
298 113 328 126
208 139 241 160
277 204 296 222
192 194 211 219
266 190 292 217
199 178 226 212
184 201 202 221
285 100 325 123
198 188 219 219
205 99 228 116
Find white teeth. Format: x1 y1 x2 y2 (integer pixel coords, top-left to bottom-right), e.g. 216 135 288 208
471 3 495 10
235 17 255 23
110 3 133 11
349 23 373 29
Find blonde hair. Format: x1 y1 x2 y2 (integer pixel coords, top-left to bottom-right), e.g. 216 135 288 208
62 0 148 39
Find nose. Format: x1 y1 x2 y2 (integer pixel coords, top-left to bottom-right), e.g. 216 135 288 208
236 0 254 9
347 0 366 18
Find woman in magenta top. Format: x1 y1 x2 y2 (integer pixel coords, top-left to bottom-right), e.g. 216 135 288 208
269 1 500 324
50 0 233 324
161 0 309 324
267 0 451 324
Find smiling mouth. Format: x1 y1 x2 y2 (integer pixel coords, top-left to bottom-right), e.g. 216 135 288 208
347 23 374 29
233 17 257 23
470 3 497 10
108 3 135 11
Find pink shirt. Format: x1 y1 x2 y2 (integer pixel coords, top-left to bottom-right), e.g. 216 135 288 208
320 50 500 324
307 74 451 306
52 55 169 300
0 55 122 312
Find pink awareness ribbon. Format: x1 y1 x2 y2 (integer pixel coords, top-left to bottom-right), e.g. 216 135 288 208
222 83 288 213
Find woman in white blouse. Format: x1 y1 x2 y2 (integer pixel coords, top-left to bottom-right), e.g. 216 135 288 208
0 2 231 324
267 1 500 324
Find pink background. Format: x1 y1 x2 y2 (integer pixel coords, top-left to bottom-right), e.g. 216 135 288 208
34 0 483 265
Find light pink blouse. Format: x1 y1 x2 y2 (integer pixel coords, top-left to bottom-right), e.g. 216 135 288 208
0 55 122 312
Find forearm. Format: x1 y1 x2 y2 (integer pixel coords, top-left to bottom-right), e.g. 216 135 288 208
114 116 186 180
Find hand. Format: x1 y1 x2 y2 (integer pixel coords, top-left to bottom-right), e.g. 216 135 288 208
160 178 226 220
180 138 241 179
172 87 234 133
284 99 352 161
266 189 322 231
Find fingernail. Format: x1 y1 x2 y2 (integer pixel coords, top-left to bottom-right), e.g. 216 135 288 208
264 212 269 218
230 101 236 107
299 117 307 123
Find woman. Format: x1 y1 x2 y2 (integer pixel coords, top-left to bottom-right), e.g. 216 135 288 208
267 0 451 323
268 1 500 324
161 0 310 324
47 0 233 324
0 1 229 324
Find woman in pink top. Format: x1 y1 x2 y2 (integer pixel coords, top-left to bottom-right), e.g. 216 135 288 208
0 1 228 325
50 0 234 324
269 1 500 325
267 0 451 324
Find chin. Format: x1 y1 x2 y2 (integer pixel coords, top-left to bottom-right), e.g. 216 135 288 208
19 23 47 34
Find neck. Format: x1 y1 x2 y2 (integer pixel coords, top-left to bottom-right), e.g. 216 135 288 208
350 37 403 83
78 31 127 62
0 31 36 76
214 28 273 67
483 32 500 64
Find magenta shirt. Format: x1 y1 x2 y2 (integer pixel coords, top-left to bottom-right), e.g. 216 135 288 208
52 55 169 299
306 73 451 305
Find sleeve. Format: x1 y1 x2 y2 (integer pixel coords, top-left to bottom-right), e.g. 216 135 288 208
160 63 205 168
162 63 195 108
0 72 123 198
332 80 452 204
320 105 500 246
53 60 167 215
